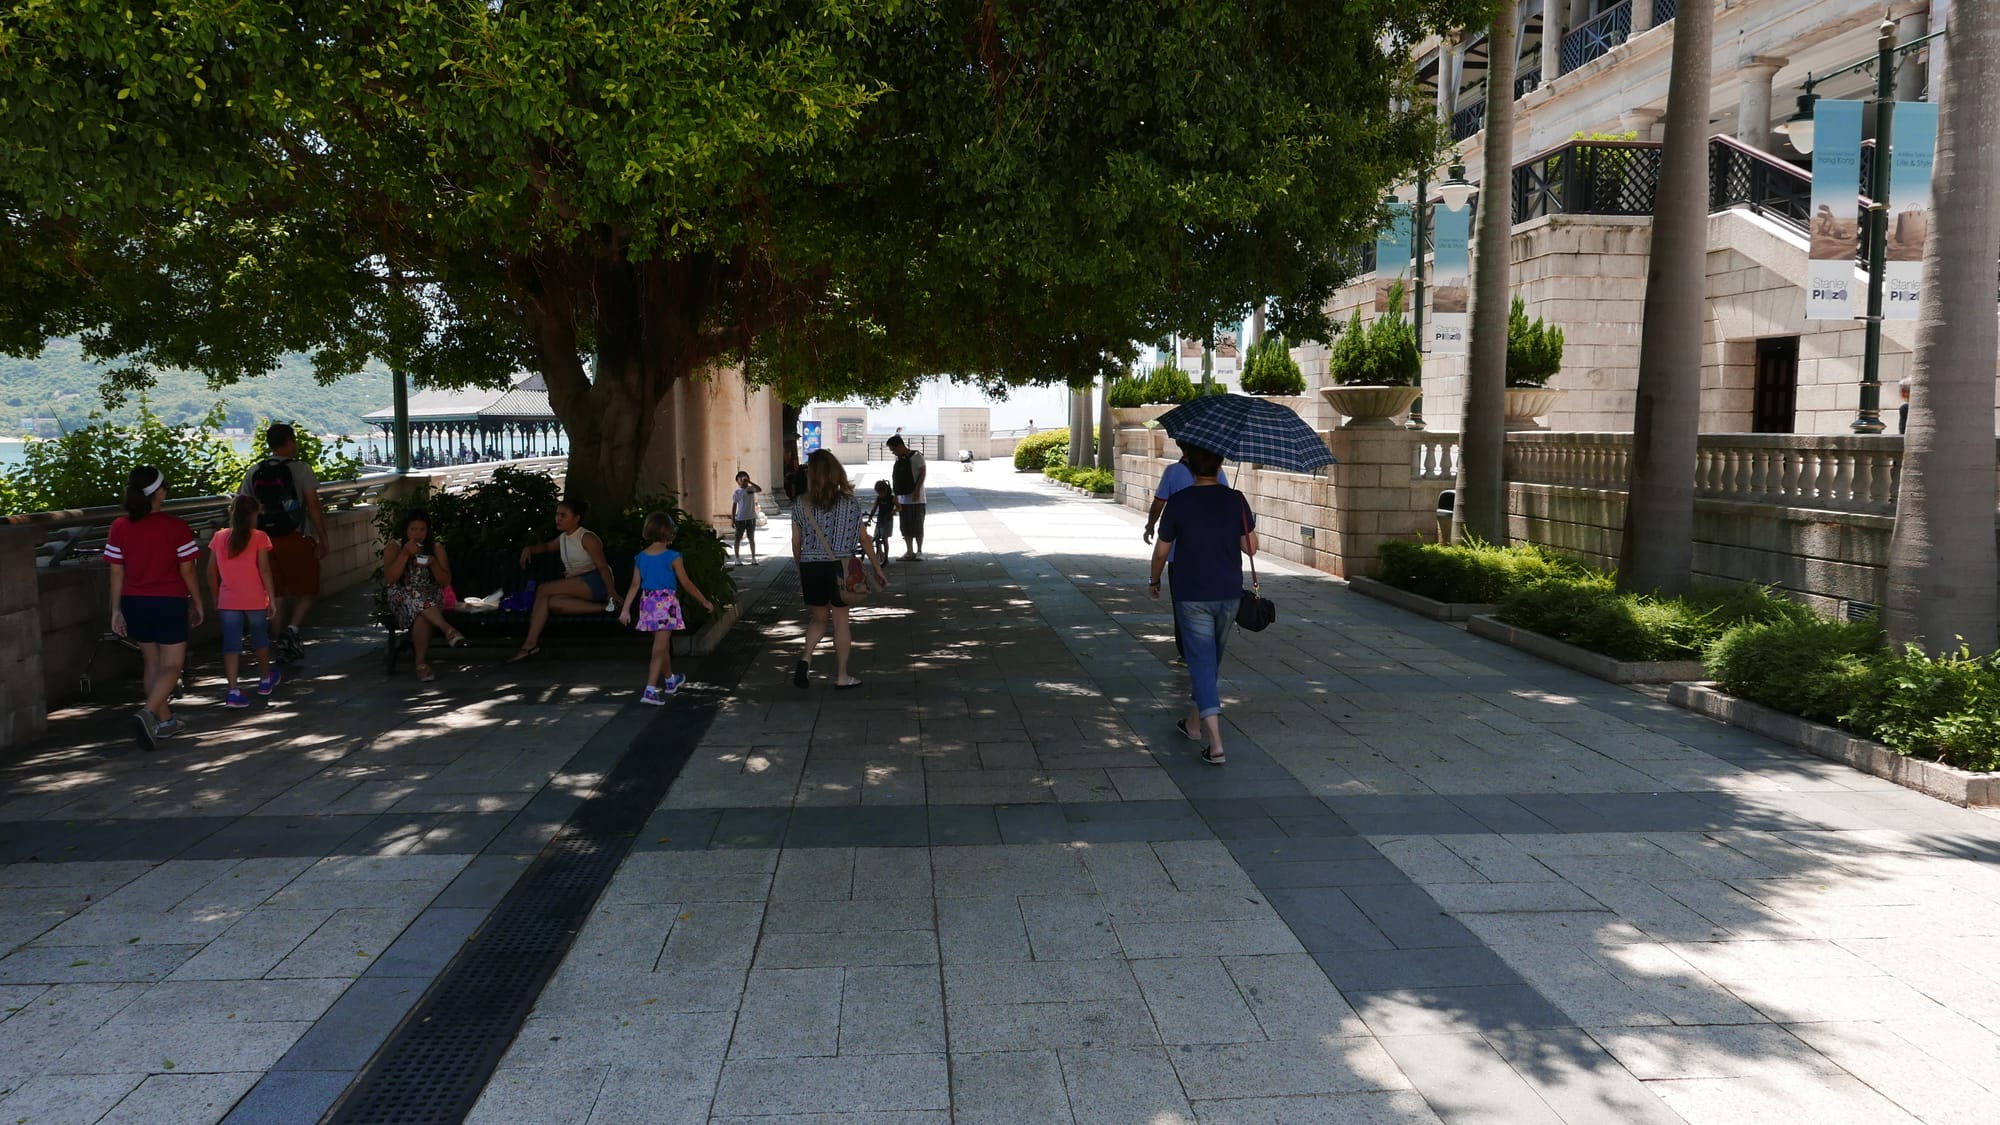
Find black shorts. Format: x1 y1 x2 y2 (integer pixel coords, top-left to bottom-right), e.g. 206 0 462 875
899 503 927 539
799 560 845 608
121 595 190 646
733 519 756 534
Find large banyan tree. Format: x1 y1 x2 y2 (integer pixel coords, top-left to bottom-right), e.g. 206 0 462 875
1 0 1499 510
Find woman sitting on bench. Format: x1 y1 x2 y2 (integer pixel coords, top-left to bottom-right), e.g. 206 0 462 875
508 498 616 662
383 509 467 682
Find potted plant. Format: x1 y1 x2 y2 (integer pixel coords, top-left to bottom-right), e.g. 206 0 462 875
1108 374 1165 427
1144 364 1197 406
1323 279 1423 428
1505 296 1565 430
1239 333 1310 417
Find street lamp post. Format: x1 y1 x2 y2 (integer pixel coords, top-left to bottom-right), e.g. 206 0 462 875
1408 162 1429 430
1779 18 1946 434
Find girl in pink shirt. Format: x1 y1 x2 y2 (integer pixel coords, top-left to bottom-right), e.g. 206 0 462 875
207 495 281 708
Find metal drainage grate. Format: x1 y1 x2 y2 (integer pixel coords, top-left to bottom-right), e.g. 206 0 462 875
322 593 777 1125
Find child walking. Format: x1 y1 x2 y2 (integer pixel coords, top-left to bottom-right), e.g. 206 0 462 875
207 494 282 707
867 480 897 567
618 512 714 704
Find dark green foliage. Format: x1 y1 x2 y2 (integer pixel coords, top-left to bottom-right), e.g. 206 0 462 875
1375 538 1588 604
2 400 361 515
1240 333 1307 395
1144 366 1197 405
1707 618 2000 771
599 493 737 618
1044 464 1115 493
1496 574 1811 662
1707 617 1884 726
1505 296 1565 388
1107 376 1149 409
1013 429 1071 472
1329 280 1421 386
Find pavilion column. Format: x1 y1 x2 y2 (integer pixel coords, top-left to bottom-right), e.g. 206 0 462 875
1630 0 1653 35
1735 56 1787 152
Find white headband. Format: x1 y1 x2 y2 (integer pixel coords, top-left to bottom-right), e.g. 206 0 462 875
140 470 164 496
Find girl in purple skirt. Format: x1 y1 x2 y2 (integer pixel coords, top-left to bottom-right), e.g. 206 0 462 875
617 512 714 704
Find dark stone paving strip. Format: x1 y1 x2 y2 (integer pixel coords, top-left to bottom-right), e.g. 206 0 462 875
222 590 784 1125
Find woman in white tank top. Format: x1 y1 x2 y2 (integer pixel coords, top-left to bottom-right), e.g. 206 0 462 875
508 499 616 662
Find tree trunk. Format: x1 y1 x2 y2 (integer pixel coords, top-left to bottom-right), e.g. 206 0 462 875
1455 2 1519 544
1068 388 1086 467
1616 0 1713 595
1885 0 2000 655
1097 378 1116 471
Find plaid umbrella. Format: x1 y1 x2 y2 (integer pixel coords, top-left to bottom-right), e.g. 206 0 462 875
1156 393 1337 473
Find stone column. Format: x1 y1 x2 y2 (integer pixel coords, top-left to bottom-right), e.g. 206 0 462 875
1540 0 1566 86
0 527 48 751
1323 428 1437 577
1631 0 1654 35
1735 56 1788 152
1897 11 1929 102
1620 106 1665 142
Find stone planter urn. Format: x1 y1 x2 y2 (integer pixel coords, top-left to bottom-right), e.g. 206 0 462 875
1248 393 1312 419
1321 385 1422 430
1504 387 1565 431
1111 405 1171 428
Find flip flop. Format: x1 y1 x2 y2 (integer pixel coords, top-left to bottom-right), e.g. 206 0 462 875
1202 747 1227 765
834 679 864 691
506 646 540 664
447 631 468 647
416 663 436 683
1175 718 1203 742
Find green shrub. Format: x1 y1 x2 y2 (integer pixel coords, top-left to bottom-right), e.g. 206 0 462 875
1013 428 1070 472
3 399 251 513
1042 443 1070 471
1500 577 1812 663
1331 279 1421 387
1375 538 1588 604
1707 616 1884 726
1240 334 1307 395
1506 296 1565 388
1107 376 1149 409
1073 468 1115 493
1144 365 1196 404
1845 645 2000 770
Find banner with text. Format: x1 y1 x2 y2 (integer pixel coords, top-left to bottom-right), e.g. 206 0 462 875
1375 203 1413 278
1806 100 1864 319
1884 101 1939 320
1430 201 1471 354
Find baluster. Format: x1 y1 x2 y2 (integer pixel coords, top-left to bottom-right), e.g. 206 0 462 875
1758 447 1782 503
1800 449 1826 503
1716 447 1736 499
1829 451 1854 509
1781 449 1803 504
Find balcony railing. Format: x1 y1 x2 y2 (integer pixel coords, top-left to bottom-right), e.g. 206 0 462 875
1560 0 1633 74
1451 97 1487 142
1511 139 1664 224
1514 66 1543 99
1652 0 1678 24
1708 135 1812 228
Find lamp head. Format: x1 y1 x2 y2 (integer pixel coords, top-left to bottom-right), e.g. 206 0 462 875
1438 164 1476 210
1779 90 1819 154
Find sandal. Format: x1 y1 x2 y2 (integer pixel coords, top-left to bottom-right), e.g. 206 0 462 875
416 663 436 683
792 661 810 689
506 646 540 664
834 678 864 691
446 630 468 647
1201 746 1227 765
1175 718 1203 742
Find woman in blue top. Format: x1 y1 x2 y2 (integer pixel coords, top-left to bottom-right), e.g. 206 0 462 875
1147 444 1256 764
617 512 714 704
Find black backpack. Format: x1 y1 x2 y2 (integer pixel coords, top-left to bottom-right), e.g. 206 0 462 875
248 458 301 535
892 453 917 496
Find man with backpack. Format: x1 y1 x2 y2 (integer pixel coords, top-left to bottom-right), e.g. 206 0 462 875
240 422 327 661
885 433 927 560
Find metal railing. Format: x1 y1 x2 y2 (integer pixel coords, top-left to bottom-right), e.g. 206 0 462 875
1512 139 1664 224
1652 0 1678 25
1708 134 1814 229
1560 0 1633 74
1451 96 1487 142
1514 66 1542 99
9 456 568 566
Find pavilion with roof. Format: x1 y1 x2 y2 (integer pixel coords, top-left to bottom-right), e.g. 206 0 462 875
362 373 567 465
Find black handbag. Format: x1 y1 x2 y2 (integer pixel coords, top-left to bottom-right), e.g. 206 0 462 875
1235 501 1275 631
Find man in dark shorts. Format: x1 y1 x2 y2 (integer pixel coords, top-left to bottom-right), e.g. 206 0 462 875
886 434 928 560
241 422 327 661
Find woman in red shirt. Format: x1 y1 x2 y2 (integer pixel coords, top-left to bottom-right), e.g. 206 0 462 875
105 466 204 750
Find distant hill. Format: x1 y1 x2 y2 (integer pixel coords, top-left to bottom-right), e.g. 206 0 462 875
0 341 395 438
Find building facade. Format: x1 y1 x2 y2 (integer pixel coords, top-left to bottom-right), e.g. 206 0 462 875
1294 0 1979 438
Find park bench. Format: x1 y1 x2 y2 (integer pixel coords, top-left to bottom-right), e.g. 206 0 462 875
378 549 670 673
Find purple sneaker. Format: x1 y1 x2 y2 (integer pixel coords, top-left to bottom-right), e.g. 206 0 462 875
225 688 250 709
258 667 282 696
640 686 666 706
662 673 687 695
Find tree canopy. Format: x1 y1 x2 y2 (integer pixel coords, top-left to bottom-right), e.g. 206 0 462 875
2 0 1498 506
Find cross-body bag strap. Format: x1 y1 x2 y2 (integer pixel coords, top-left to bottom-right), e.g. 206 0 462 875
803 505 847 562
1240 495 1258 593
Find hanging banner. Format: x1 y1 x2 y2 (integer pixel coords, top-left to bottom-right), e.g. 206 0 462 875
1805 99 1864 319
1429 201 1471 354
1375 202 1414 314
1883 101 1938 320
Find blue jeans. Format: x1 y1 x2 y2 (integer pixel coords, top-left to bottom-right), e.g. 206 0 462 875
219 609 270 655
1175 599 1236 718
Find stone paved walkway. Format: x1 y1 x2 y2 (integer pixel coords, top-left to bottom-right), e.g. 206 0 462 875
6 463 2000 1123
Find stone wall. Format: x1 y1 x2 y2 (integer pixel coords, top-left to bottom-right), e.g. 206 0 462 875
0 528 46 749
